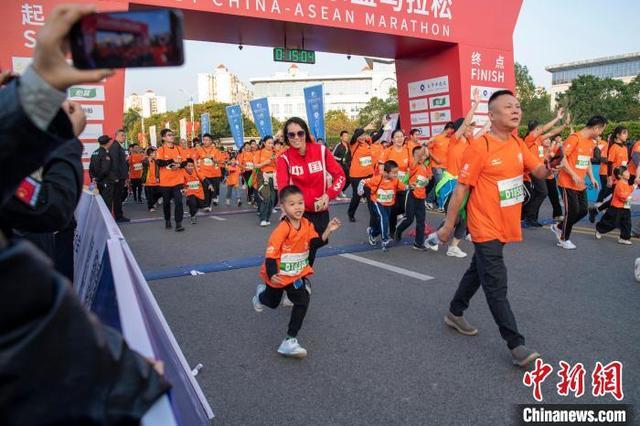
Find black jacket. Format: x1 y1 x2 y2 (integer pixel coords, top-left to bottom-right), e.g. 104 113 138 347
89 146 113 183
108 141 129 180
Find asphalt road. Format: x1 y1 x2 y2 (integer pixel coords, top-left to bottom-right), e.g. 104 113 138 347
119 188 640 425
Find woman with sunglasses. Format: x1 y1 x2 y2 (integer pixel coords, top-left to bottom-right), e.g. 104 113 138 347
276 117 346 267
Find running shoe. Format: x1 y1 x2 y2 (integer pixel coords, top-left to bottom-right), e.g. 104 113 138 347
634 258 640 282
425 202 435 210
557 240 576 250
260 221 269 227
149 208 156 213
277 338 307 359
381 238 393 250
281 293 294 307
617 239 632 245
165 221 172 229
252 284 266 312
175 223 185 232
237 199 242 207
446 245 467 258
412 243 427 251
190 216 197 225
553 215 564 222
444 312 478 336
367 227 377 246
549 223 562 241
511 345 541 367
588 207 598 223
595 231 602 240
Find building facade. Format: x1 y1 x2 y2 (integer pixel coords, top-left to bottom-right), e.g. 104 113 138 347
250 58 397 122
546 52 640 108
124 90 167 118
197 64 253 115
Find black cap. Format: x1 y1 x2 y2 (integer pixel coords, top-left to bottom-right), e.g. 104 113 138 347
452 118 465 131
98 135 112 145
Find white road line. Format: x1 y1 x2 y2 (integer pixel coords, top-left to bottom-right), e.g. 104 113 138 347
338 253 434 281
210 216 227 221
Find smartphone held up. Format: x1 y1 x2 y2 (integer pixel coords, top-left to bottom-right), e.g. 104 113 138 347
70 9 184 69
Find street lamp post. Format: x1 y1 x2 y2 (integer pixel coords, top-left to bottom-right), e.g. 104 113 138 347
179 89 196 141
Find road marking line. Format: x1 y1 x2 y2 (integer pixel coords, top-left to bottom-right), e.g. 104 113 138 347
210 216 227 221
338 253 434 281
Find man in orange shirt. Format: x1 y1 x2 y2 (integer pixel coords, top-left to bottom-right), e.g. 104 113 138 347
128 143 145 203
551 116 605 249
437 90 557 367
182 159 207 224
156 128 187 232
426 122 455 210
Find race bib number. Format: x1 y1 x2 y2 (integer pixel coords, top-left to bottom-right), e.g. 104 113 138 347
203 158 214 166
376 188 395 203
624 196 632 209
133 163 143 171
187 181 200 190
245 162 254 169
397 170 406 180
279 252 309 276
576 155 590 170
359 156 372 167
415 175 428 187
497 175 524 207
538 146 544 159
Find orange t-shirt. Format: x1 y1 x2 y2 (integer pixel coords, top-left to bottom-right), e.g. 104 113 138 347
259 217 319 288
196 146 223 178
557 133 594 191
608 143 629 183
128 153 145 179
183 169 205 200
181 147 196 161
458 134 541 244
523 133 545 182
364 175 406 206
429 134 450 169
350 142 374 178
370 143 384 175
145 159 159 186
408 163 432 199
226 163 241 186
381 145 412 181
156 144 186 187
257 148 277 173
597 141 609 176
628 141 640 177
238 151 254 171
611 180 634 209
446 135 471 177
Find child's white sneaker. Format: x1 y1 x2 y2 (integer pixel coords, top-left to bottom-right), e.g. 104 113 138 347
277 338 307 359
281 292 294 307
252 284 266 312
617 239 632 245
595 231 602 240
557 240 577 250
446 245 467 258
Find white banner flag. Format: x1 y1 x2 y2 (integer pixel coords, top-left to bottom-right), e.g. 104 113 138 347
179 118 187 141
149 125 157 147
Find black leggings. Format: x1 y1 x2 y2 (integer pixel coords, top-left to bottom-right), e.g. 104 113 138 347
558 187 588 241
596 207 631 240
130 178 143 201
145 186 161 210
186 195 206 217
545 178 563 218
596 175 611 203
523 176 547 222
347 176 371 219
259 283 310 337
242 171 254 201
597 183 615 212
304 210 330 266
160 185 184 224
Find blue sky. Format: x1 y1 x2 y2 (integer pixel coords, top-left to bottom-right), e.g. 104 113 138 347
125 0 640 111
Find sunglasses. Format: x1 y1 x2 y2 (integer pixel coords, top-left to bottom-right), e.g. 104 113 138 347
287 130 306 139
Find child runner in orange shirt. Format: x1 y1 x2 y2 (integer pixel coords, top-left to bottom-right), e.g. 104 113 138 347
182 159 207 224
358 160 406 250
225 152 242 207
128 144 145 203
252 185 341 358
595 166 635 245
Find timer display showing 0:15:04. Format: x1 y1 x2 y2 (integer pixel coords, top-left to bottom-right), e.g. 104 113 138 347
273 48 316 64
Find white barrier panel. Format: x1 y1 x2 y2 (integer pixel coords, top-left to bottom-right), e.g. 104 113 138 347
74 192 214 425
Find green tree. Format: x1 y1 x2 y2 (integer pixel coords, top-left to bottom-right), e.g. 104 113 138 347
515 62 536 102
357 87 398 129
325 110 356 139
515 62 554 125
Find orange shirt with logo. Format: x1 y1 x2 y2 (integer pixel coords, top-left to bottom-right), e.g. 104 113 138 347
196 145 223 178
598 141 609 176
156 145 185 187
238 151 254 171
628 141 640 177
349 142 374 178
257 148 277 173
408 163 432 199
557 133 594 191
446 135 471 177
381 145 411 181
429 134 450 169
183 169 205 200
458 134 541 244
128 153 145 179
370 143 384 175
145 159 159 186
259 217 319 288
226 163 241 186
611 181 634 209
364 175 406 206
608 143 629 183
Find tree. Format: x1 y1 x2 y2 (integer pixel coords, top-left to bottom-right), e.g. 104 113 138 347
515 62 554 125
515 62 536 102
357 87 398 129
325 110 356 139
557 75 640 124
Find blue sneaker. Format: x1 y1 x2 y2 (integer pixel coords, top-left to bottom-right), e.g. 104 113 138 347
367 227 377 246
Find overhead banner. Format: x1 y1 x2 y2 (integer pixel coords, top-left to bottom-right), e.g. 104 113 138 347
179 118 187 141
225 105 244 149
149 125 157 147
303 84 325 143
249 98 273 138
200 113 210 137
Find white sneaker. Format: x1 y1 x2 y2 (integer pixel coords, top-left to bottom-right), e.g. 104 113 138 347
149 208 156 213
281 293 294 307
277 338 307 359
424 241 439 252
252 284 266 312
595 231 602 240
260 221 269 227
557 240 577 250
226 199 230 206
634 258 640 282
465 234 472 242
447 245 467 258
425 202 435 210
272 208 278 213
550 223 562 242
617 239 632 245
266 221 271 225
204 207 212 213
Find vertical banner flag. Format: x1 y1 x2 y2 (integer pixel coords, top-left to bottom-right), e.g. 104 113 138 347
225 105 244 149
304 84 326 143
200 113 210 137
249 98 273 138
179 118 187 141
149 125 157 147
